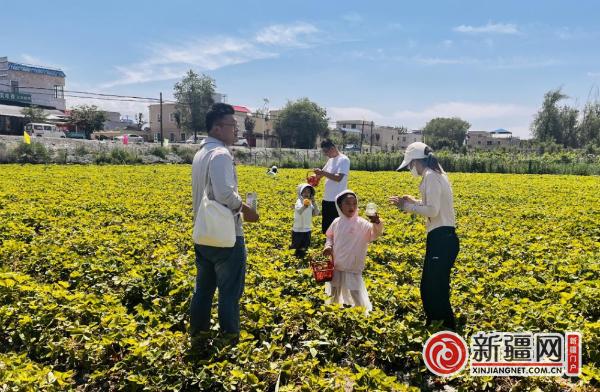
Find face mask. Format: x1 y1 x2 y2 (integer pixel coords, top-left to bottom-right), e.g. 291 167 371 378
410 165 419 178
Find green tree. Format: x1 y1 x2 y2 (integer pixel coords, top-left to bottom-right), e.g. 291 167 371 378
21 106 48 124
579 101 600 147
244 116 256 136
173 70 215 141
69 105 107 139
560 105 580 148
423 117 470 151
531 88 581 147
274 98 329 149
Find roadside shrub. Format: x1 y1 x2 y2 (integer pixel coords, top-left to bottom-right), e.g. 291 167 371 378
149 146 169 159
172 147 196 164
9 142 50 164
94 148 141 164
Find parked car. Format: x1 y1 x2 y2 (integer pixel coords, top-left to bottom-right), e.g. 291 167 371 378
65 131 87 139
25 123 66 139
185 135 207 144
233 138 249 147
114 134 144 144
344 144 361 152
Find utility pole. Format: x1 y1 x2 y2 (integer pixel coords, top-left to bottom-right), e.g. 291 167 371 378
159 92 164 146
360 121 365 154
369 121 373 153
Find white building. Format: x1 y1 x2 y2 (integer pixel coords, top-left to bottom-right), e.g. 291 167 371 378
0 56 66 110
465 129 523 150
333 119 422 152
148 93 227 142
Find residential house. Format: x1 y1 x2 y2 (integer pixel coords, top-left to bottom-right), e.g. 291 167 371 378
0 56 66 135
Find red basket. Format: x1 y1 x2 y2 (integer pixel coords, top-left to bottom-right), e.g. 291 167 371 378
310 255 334 283
307 171 321 187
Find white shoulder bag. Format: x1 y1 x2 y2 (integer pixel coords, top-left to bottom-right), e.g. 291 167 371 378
192 148 236 247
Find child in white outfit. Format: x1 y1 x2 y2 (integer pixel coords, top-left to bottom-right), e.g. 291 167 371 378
323 190 383 313
290 183 320 258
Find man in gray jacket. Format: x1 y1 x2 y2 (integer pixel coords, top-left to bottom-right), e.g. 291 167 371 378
190 103 258 350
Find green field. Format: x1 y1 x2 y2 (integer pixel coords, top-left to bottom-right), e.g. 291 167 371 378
0 165 598 391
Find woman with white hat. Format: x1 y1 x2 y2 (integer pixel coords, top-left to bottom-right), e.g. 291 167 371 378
389 142 459 330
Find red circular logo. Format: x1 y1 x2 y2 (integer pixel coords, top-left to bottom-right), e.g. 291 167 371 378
423 331 468 376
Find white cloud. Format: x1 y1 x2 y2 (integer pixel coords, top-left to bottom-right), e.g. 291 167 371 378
441 40 453 48
102 37 278 88
328 107 385 121
103 22 319 87
342 51 558 71
556 27 574 40
348 49 387 61
554 27 598 40
587 71 600 77
411 56 480 66
489 57 560 69
255 22 319 47
327 101 535 138
408 55 559 69
101 64 185 88
342 12 363 23
19 53 66 70
19 54 43 65
453 22 519 34
67 95 151 121
153 37 272 66
392 102 534 122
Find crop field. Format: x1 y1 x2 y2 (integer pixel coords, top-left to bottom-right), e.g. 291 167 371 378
0 165 598 391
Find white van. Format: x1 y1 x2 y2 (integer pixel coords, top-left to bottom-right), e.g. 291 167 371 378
25 123 66 139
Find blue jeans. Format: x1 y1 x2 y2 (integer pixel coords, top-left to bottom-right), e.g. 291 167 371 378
190 236 247 336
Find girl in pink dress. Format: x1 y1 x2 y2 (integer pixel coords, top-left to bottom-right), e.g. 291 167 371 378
323 190 384 313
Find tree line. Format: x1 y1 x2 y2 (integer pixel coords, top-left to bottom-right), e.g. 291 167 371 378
173 70 600 152
21 68 600 151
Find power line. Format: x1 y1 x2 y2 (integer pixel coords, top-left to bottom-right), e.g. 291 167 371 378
0 82 342 125
0 83 161 101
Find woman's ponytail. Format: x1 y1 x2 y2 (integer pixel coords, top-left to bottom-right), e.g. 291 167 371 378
422 147 444 174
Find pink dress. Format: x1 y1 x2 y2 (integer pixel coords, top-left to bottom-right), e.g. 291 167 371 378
325 190 384 313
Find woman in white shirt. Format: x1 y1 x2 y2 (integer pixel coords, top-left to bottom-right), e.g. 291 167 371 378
389 142 459 331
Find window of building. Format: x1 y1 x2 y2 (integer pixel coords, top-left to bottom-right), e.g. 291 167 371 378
351 124 356 129
342 124 347 128
478 141 481 145
169 113 176 122
10 81 18 93
53 85 64 99
402 136 406 142
157 113 161 122
487 141 492 145
181 133 186 141
169 133 175 142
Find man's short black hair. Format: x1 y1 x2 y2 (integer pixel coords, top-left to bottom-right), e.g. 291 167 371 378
320 139 335 150
206 103 235 131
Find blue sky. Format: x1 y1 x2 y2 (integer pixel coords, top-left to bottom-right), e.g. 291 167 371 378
3 0 600 138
